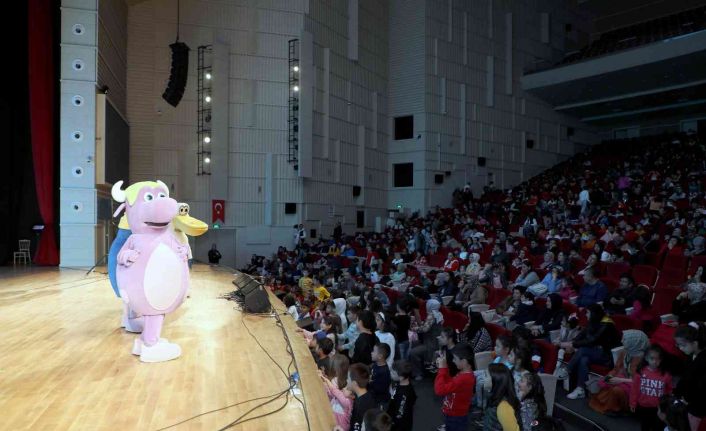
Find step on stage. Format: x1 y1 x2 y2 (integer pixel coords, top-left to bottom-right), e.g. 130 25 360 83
0 264 335 431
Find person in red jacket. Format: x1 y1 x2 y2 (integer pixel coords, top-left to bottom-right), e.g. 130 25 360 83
630 344 673 431
434 343 476 431
443 252 460 273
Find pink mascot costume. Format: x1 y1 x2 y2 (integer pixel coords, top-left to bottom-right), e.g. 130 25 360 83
112 180 189 363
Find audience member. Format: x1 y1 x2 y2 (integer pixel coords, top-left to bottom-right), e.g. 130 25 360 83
434 343 476 431
630 344 673 431
560 304 621 400
387 360 416 431
483 363 521 431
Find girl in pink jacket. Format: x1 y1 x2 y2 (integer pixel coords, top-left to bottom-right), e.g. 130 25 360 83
630 344 673 431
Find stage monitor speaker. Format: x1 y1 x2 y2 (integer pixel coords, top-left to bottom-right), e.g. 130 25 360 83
244 287 271 313
352 185 361 196
526 139 535 149
239 279 261 297
434 174 444 184
478 157 486 167
162 42 190 107
285 202 297 214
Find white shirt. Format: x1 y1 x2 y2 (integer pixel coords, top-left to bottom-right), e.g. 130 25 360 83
375 330 396 368
287 305 299 321
370 271 380 283
579 190 590 203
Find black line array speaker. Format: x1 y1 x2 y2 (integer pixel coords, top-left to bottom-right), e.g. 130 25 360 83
352 185 361 196
162 41 190 107
478 157 486 167
434 174 444 184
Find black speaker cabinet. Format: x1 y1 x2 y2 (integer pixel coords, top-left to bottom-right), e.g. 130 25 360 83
434 174 444 184
238 279 261 297
162 42 190 107
444 170 451 176
285 202 297 214
352 185 361 196
478 157 486 167
526 139 535 149
244 287 271 313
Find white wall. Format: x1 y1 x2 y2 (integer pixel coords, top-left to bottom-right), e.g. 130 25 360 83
126 0 389 267
124 0 599 267
387 0 599 211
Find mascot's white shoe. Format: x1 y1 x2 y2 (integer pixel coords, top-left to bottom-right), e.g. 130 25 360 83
139 340 181 363
131 338 169 355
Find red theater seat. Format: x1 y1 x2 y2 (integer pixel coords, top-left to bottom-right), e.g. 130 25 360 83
533 339 559 374
632 265 659 287
486 323 510 344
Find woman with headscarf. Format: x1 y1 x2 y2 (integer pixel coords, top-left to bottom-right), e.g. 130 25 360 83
333 297 348 329
672 282 706 323
529 293 564 339
465 253 482 276
588 329 649 414
409 299 444 380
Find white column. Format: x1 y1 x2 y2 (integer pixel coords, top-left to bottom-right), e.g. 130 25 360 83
60 0 98 267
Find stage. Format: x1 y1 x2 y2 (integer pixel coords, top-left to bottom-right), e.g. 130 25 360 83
0 264 335 431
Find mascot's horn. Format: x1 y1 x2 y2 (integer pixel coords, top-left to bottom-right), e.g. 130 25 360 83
156 180 170 197
112 180 126 203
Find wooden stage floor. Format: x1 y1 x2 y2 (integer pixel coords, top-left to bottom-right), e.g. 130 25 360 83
0 265 335 431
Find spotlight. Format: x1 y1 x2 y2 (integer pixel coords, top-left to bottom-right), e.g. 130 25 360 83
205 72 212 80
292 66 299 72
204 136 211 143
205 95 211 102
204 156 211 163
292 85 299 92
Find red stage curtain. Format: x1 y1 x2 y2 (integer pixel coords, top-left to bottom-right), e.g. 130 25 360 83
28 0 59 265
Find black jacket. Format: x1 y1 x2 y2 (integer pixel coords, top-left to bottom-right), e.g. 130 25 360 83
572 318 621 352
535 309 564 335
675 349 706 417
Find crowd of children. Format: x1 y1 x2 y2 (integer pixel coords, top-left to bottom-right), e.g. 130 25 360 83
261 133 706 431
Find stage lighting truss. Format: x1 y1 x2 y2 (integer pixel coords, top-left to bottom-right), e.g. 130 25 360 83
288 39 299 170
197 45 213 175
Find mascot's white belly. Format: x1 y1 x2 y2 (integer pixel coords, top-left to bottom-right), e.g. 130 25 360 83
144 243 183 311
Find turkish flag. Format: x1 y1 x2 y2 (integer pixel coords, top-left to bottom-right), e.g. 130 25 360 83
212 199 225 224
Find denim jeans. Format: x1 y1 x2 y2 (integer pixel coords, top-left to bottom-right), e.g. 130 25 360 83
397 341 410 361
444 414 469 431
567 346 612 389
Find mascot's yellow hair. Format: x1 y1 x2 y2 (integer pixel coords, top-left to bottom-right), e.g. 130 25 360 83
112 180 169 206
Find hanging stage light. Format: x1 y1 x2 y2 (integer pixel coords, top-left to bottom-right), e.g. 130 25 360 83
204 136 211 143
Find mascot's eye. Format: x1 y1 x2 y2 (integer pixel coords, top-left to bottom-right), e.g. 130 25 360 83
158 192 167 199
144 193 154 202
